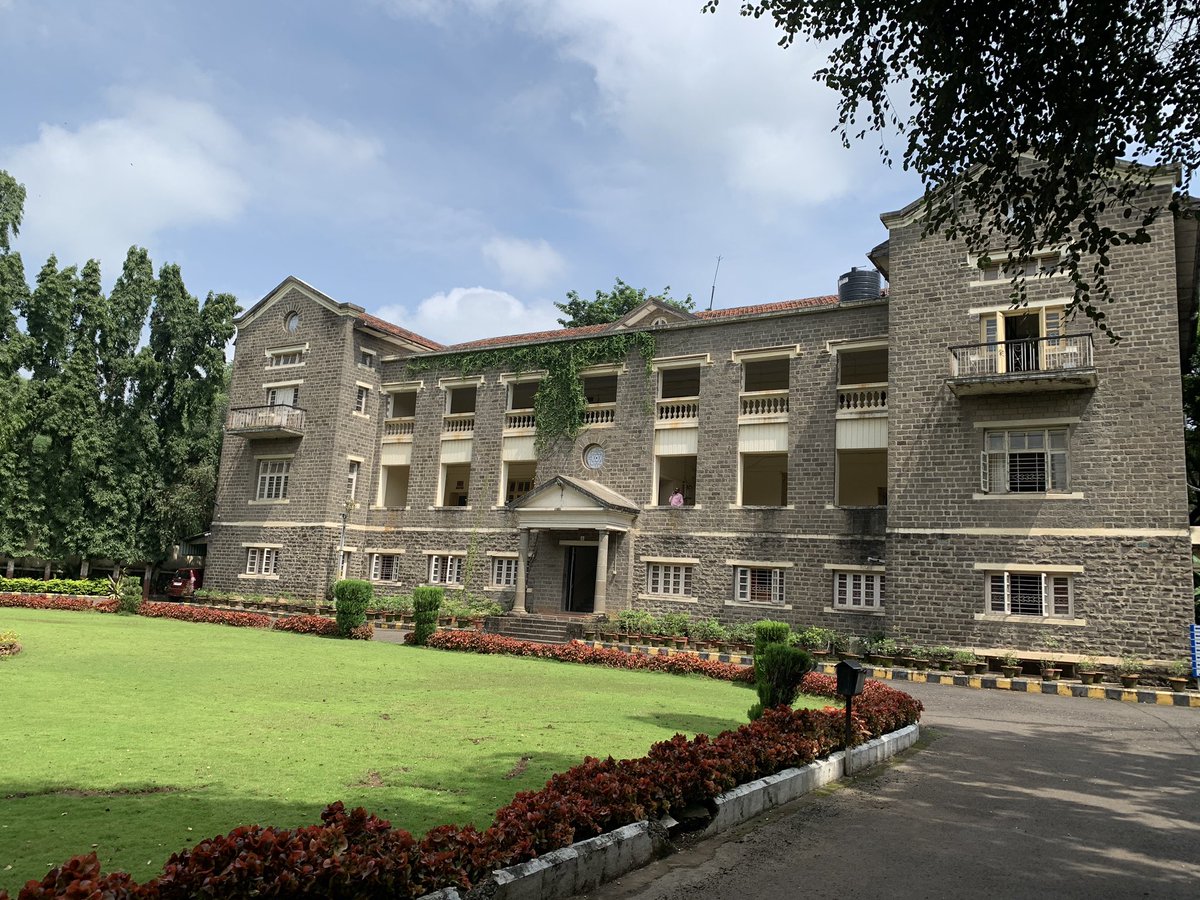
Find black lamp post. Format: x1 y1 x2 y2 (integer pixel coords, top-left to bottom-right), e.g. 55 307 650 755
835 659 866 770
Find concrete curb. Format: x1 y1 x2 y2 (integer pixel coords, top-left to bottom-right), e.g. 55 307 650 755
417 722 920 900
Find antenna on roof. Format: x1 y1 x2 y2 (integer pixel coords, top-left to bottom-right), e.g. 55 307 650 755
707 255 723 311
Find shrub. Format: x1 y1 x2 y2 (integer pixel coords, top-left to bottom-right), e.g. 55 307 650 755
272 614 339 636
115 574 143 615
728 622 757 645
657 612 692 637
748 643 813 720
369 594 415 614
139 602 272 629
412 586 443 645
0 594 118 613
333 579 373 637
686 617 729 644
753 620 790 658
0 630 21 658
0 576 110 596
615 609 657 635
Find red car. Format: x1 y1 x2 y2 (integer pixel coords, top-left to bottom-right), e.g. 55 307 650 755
165 568 203 598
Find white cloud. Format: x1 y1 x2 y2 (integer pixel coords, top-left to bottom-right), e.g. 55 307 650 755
374 285 561 344
0 89 248 270
482 236 567 289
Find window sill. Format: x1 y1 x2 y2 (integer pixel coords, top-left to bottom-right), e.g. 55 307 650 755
824 605 885 617
263 363 305 371
637 593 698 603
238 573 280 581
248 499 290 506
724 600 793 611
371 506 411 511
423 583 464 591
825 504 887 510
973 612 1087 627
352 412 371 420
428 506 473 511
644 504 703 510
727 504 796 510
483 585 515 592
972 492 1085 501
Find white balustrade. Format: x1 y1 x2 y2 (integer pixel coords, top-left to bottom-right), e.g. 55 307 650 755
656 398 699 423
582 403 616 426
739 390 789 418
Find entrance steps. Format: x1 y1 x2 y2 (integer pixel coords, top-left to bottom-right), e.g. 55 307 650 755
486 613 591 645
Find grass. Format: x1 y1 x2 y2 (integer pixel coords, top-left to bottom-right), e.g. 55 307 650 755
0 608 817 892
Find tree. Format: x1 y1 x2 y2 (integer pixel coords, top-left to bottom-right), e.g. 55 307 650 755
703 1 1198 339
555 277 695 327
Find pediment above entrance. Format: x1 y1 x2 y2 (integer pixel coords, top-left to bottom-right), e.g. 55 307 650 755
511 475 638 531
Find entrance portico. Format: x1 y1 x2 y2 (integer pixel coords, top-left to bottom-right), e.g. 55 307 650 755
509 475 638 616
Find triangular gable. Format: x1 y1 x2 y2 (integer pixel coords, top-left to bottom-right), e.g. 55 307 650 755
513 475 639 513
612 298 698 330
235 275 364 328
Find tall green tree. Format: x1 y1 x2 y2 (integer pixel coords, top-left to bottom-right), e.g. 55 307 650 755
703 0 1199 339
555 277 695 328
0 174 30 560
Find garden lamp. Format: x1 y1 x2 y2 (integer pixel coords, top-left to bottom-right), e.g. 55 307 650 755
835 659 866 770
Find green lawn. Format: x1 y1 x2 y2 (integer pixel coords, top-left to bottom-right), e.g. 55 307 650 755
0 608 791 892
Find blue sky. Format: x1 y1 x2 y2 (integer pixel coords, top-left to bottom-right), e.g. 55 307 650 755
0 0 922 344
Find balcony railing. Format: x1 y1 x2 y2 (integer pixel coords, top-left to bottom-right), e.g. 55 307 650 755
739 389 789 419
505 410 536 431
383 417 414 439
443 412 475 433
656 398 699 424
837 383 888 416
950 333 1094 377
582 402 616 426
225 405 305 437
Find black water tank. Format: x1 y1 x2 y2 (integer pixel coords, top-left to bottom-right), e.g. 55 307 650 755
838 267 882 303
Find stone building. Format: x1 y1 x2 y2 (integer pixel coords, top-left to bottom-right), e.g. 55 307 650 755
207 179 1200 660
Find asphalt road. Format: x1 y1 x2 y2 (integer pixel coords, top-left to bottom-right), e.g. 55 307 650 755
577 681 1200 900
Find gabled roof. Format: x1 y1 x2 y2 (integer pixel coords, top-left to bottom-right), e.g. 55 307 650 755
695 295 840 319
357 312 443 350
443 322 612 352
512 475 640 514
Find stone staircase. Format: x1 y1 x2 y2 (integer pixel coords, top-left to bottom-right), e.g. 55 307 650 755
486 613 590 645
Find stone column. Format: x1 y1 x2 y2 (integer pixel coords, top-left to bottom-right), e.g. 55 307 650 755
5 559 14 578
79 559 90 579
513 528 529 615
43 561 51 580
594 529 610 616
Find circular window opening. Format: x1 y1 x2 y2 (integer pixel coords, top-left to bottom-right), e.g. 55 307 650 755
284 311 300 333
651 317 668 326
583 443 605 470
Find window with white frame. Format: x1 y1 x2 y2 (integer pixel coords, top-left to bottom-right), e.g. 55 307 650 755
735 566 785 604
266 385 299 407
987 571 1072 617
370 553 402 582
339 551 352 580
833 571 885 610
347 460 361 501
428 554 464 585
646 563 694 597
491 556 518 587
268 349 303 368
358 348 376 369
255 459 290 500
245 547 279 575
981 428 1068 493
354 385 370 414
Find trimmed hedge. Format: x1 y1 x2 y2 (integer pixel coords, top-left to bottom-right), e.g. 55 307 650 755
0 577 110 596
272 614 339 636
139 602 273 629
334 579 373 636
753 619 791 659
0 594 118 613
749 643 813 720
426 630 754 682
411 586 442 645
7 674 920 899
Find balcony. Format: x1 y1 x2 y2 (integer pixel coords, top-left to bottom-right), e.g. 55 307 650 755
442 412 475 434
225 405 305 439
837 383 888 418
382 417 415 442
582 402 616 427
504 410 536 432
656 398 699 427
739 389 789 422
948 333 1097 396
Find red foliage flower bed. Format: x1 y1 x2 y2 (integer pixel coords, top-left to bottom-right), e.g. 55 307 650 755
0 594 118 613
426 630 755 683
139 602 272 629
272 613 339 636
7 646 920 899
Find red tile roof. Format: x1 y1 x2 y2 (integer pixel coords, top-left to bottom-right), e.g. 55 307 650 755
442 322 612 352
357 312 444 350
695 295 840 319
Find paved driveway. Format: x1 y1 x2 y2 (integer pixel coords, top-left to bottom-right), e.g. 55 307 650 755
578 681 1200 900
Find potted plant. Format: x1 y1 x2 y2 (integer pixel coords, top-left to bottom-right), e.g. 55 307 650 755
1076 655 1102 685
1166 659 1191 692
1117 655 1143 688
838 634 863 661
930 646 953 670
865 635 898 667
1000 651 1022 679
952 649 978 674
894 644 917 669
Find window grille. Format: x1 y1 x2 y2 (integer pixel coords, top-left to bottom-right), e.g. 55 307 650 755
735 567 784 604
981 428 1068 493
987 572 1072 617
371 553 401 582
428 554 464 585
